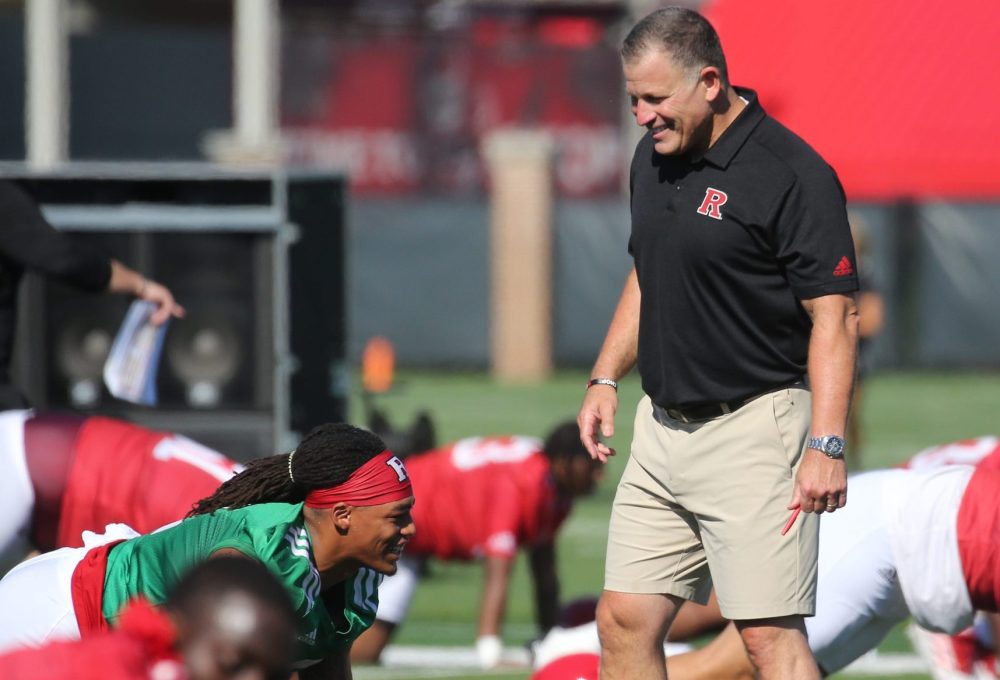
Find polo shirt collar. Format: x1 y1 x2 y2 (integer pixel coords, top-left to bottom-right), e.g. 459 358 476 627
701 86 765 169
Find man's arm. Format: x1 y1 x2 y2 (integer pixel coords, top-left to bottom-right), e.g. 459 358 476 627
108 259 185 325
793 292 859 514
476 554 515 667
578 267 641 462
528 541 560 634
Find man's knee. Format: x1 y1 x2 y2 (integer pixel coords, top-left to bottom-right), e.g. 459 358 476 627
596 591 676 651
736 616 812 669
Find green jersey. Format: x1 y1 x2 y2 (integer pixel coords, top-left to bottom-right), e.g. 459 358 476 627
101 502 380 668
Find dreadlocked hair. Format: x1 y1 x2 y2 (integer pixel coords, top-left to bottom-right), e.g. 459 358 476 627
187 422 386 517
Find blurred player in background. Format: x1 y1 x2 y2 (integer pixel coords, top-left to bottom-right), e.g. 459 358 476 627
351 421 603 669
0 409 243 573
845 212 886 468
903 436 1000 680
535 437 1000 679
0 180 184 409
0 556 297 680
0 423 414 680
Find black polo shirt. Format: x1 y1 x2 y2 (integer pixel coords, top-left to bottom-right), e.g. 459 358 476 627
628 88 858 409
0 180 111 396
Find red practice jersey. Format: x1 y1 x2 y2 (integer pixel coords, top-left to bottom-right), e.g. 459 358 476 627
403 436 571 561
904 436 1000 472
902 436 1000 614
0 599 184 680
58 417 243 547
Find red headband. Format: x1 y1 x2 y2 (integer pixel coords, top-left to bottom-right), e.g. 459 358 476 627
305 451 412 508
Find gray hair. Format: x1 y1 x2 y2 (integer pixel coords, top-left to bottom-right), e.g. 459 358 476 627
622 7 729 86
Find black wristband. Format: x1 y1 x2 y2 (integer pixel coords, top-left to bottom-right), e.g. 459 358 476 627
587 378 618 391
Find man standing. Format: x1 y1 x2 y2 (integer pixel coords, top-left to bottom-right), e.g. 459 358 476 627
577 7 858 679
0 180 184 409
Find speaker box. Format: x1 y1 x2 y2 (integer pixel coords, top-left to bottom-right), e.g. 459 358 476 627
4 164 347 461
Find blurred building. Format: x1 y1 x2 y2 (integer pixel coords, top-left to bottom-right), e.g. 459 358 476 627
1 0 999 373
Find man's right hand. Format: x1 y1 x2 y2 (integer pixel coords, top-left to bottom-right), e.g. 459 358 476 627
578 385 618 463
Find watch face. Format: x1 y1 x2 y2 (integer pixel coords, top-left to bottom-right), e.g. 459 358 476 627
826 437 845 455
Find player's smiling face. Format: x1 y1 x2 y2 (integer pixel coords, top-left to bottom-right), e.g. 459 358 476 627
352 496 415 575
624 49 715 158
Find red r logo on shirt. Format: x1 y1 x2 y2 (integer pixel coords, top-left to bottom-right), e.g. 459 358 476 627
696 187 728 220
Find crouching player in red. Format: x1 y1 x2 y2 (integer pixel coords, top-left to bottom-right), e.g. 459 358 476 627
0 409 243 571
0 423 415 680
0 556 297 680
532 437 1000 679
662 439 1000 679
351 421 603 669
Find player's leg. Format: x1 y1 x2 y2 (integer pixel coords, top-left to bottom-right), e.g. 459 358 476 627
0 546 85 653
0 410 37 573
805 471 910 674
350 554 422 663
666 622 755 680
667 590 726 642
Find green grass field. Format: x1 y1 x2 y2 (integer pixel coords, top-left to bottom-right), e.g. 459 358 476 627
349 369 1000 680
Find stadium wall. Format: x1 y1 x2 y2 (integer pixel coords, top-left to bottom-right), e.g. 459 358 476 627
349 199 1000 372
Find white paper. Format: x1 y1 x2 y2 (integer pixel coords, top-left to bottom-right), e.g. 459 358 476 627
103 300 169 406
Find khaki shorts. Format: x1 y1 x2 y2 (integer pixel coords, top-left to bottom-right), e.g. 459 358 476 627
604 388 818 620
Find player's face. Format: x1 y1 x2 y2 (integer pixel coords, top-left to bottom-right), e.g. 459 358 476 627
556 457 604 498
351 496 416 575
181 594 294 680
624 49 715 157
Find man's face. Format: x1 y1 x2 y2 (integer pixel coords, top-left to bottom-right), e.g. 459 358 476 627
349 496 416 575
624 49 714 157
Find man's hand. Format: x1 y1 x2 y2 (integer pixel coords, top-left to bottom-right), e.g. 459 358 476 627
109 259 185 326
578 384 618 463
138 277 186 326
788 449 847 514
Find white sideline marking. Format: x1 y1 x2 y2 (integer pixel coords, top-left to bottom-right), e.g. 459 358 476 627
840 650 930 675
355 646 929 678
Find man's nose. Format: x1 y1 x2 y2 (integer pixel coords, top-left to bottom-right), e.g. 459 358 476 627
634 100 655 126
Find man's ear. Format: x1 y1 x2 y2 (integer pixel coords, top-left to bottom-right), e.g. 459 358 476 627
700 66 723 103
332 503 352 533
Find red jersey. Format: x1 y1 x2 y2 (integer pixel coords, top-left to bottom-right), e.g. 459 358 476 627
0 599 185 680
403 436 571 561
58 417 243 547
957 463 1000 613
904 436 1000 472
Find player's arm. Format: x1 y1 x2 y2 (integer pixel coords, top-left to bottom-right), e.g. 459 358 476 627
666 622 755 680
579 267 640 463
794 292 858 514
477 554 515 668
528 541 560 634
297 647 352 680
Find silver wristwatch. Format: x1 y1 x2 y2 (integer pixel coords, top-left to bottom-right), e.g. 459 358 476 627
807 435 846 459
